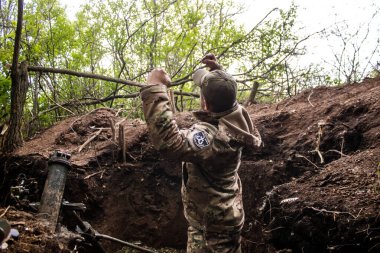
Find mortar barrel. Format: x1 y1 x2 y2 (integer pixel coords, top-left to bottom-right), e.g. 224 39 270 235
38 151 71 232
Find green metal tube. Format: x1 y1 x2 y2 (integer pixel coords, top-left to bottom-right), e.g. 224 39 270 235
38 151 71 232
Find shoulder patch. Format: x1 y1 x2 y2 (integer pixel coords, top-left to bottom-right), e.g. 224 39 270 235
192 131 210 149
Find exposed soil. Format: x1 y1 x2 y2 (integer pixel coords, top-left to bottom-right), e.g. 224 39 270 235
0 77 379 253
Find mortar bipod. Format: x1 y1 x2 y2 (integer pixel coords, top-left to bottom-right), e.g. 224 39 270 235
71 211 158 253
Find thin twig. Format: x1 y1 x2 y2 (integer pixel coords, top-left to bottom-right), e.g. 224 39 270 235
369 242 380 252
327 243 362 251
313 149 324 164
263 226 285 233
0 206 10 218
307 206 357 219
307 90 315 107
124 123 146 126
243 238 265 246
355 208 363 219
326 149 348 157
84 170 105 180
314 121 325 164
89 127 110 130
10 221 26 226
295 154 321 169
115 118 126 127
115 108 123 117
78 129 102 152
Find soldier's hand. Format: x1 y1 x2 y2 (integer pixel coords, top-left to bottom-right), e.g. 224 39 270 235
201 53 222 71
146 68 171 86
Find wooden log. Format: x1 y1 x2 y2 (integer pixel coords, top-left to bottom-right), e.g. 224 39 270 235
118 125 126 163
168 89 176 113
246 81 259 105
108 118 116 142
28 66 143 88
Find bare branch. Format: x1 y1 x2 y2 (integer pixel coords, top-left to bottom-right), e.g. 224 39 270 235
217 8 280 59
172 43 198 78
28 65 144 88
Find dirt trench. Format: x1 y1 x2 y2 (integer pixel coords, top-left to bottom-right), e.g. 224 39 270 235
0 77 379 253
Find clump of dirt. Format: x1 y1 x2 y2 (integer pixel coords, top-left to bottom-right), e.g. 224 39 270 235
0 77 379 253
0 207 76 253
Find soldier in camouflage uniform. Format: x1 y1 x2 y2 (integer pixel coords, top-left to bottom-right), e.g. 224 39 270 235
140 54 262 253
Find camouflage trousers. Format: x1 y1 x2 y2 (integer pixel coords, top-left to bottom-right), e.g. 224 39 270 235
186 226 241 253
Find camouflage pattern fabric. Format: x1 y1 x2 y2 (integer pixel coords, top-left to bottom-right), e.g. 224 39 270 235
187 225 241 253
140 84 261 251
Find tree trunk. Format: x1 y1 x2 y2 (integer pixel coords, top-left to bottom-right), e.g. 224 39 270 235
246 81 259 105
2 0 26 153
28 73 40 137
3 61 29 153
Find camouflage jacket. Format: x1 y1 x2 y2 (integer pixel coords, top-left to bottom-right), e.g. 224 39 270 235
140 84 261 233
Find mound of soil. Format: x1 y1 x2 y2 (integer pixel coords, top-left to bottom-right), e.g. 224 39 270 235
0 77 379 252
260 148 380 253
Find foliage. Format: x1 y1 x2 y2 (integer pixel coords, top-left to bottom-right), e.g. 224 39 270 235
0 0 17 69
3 0 375 142
0 75 11 121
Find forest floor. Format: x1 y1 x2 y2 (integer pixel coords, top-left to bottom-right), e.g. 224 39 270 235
0 76 379 253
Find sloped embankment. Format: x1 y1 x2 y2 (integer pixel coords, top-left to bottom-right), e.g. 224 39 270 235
0 77 379 252
243 77 380 252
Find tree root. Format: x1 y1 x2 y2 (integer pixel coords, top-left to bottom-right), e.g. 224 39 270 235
306 206 359 219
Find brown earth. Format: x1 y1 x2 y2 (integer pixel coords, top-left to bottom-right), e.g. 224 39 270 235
0 77 379 253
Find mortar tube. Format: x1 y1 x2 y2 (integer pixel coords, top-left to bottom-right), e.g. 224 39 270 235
38 151 71 233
